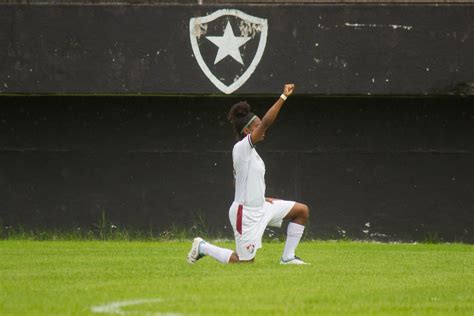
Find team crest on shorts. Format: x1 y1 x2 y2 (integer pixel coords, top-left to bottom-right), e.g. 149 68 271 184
189 9 268 94
246 244 255 254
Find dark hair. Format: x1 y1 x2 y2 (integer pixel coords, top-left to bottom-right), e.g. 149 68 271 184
227 101 256 140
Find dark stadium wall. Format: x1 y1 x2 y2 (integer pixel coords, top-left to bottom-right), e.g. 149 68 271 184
0 4 473 95
0 96 473 242
0 3 473 242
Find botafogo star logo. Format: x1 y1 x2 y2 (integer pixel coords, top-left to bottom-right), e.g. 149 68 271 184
189 9 268 94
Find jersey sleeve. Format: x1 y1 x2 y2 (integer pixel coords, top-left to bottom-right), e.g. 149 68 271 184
233 134 255 161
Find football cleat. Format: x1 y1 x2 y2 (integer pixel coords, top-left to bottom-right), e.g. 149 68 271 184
280 256 310 265
187 237 205 264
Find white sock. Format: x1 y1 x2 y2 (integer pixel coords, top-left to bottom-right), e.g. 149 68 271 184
199 241 233 264
282 222 305 261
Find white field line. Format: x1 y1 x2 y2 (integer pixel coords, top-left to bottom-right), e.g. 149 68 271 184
90 298 183 316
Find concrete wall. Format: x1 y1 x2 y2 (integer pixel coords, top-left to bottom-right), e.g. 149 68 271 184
0 2 472 242
1 96 472 242
1 4 473 95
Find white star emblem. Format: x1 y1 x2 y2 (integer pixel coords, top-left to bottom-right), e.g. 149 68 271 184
206 21 251 65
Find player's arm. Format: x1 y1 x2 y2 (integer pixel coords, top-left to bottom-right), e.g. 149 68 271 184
250 84 295 145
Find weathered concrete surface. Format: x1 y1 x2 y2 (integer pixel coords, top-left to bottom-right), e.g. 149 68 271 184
0 4 473 95
0 96 472 242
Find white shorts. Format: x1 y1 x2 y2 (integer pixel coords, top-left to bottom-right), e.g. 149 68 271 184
228 200 296 261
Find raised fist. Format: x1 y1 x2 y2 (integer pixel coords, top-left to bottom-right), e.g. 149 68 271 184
283 84 295 97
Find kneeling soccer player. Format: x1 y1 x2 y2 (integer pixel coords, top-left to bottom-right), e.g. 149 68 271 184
188 84 310 265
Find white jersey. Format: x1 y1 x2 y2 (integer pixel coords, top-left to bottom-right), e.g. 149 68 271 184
232 134 266 208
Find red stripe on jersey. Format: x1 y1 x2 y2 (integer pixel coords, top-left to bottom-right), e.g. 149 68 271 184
237 204 243 235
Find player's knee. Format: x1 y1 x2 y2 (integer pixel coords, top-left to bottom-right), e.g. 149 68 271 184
299 203 309 221
228 252 240 263
229 253 255 264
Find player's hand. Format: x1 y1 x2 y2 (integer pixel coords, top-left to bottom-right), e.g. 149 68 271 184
283 84 295 97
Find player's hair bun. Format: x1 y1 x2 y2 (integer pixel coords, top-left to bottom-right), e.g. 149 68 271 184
227 101 255 140
227 101 251 123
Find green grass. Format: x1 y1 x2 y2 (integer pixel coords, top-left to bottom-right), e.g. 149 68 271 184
0 241 472 315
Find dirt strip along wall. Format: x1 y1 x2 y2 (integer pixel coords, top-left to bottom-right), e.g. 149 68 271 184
0 96 472 242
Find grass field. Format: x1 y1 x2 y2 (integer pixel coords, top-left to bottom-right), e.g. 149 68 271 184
0 240 473 315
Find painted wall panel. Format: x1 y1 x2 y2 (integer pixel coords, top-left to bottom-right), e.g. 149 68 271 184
0 5 473 95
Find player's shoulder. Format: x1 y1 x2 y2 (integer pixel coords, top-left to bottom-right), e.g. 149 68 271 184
233 135 254 153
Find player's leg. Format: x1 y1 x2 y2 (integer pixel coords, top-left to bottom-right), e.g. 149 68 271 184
187 237 235 264
266 200 310 264
187 237 253 264
284 202 309 225
281 202 309 264
188 203 263 264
